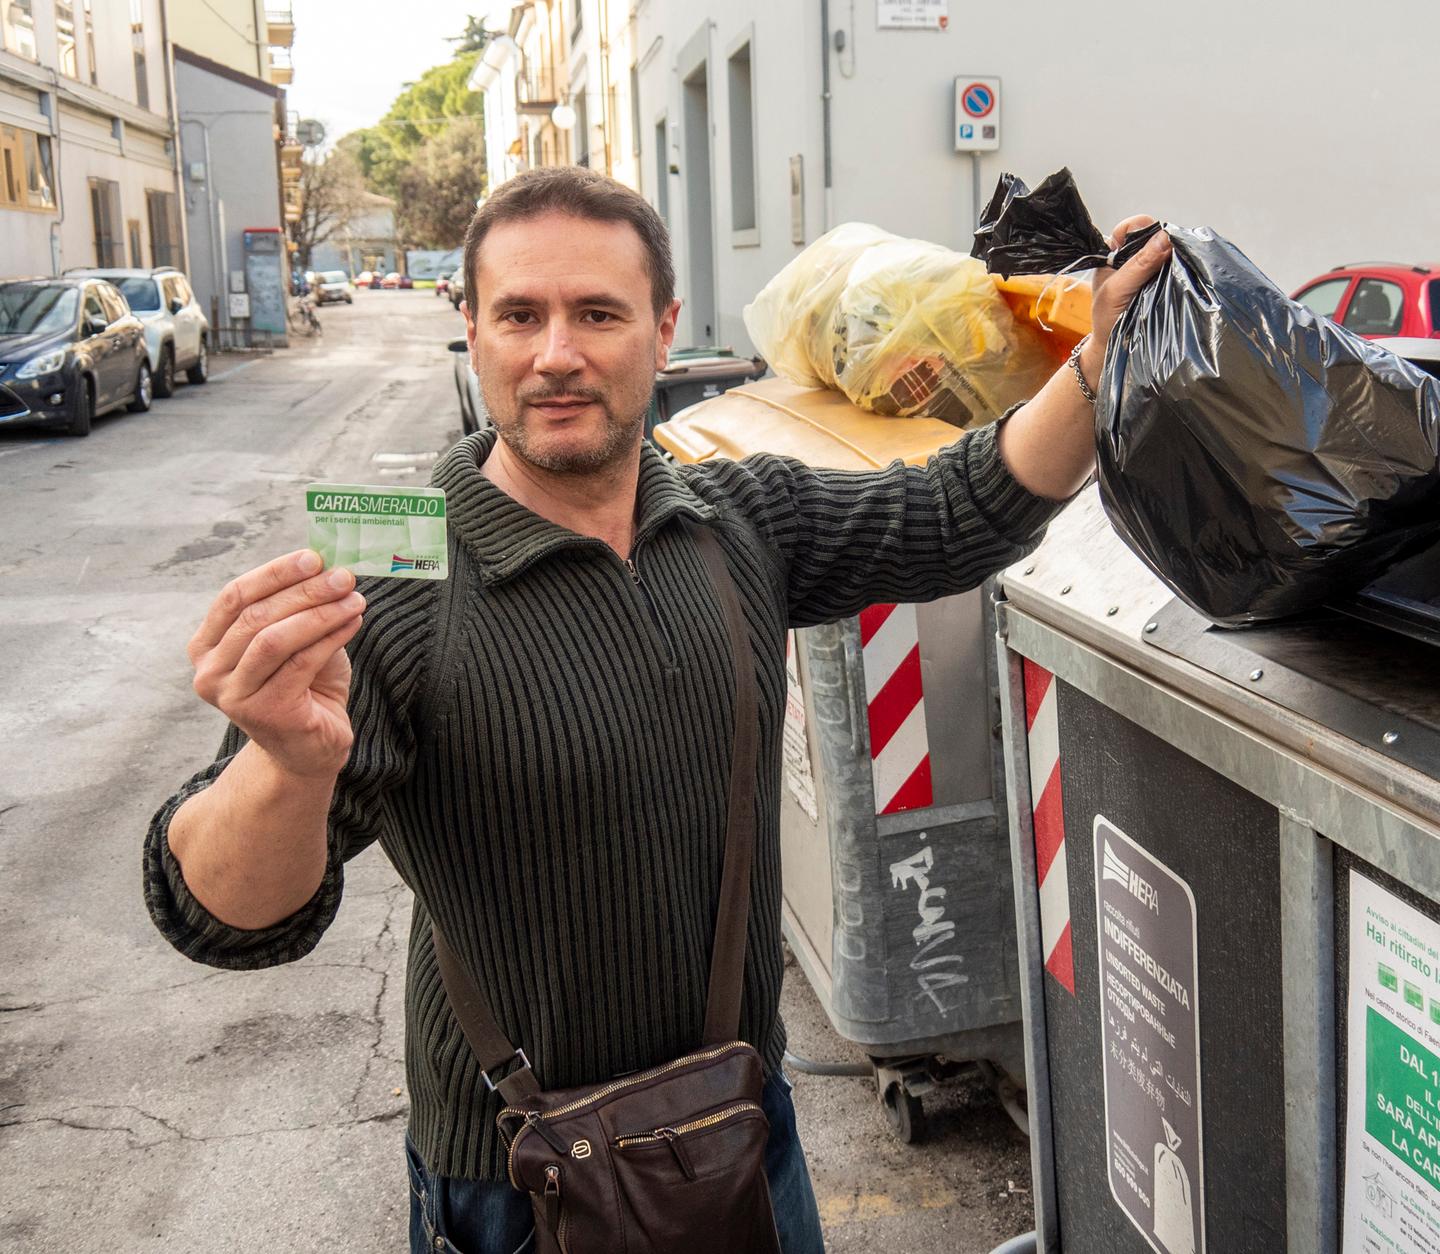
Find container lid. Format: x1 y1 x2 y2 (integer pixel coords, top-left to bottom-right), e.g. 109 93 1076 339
657 356 764 378
1341 540 1440 647
652 376 967 470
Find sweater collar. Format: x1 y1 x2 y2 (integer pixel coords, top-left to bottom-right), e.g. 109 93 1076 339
431 426 717 585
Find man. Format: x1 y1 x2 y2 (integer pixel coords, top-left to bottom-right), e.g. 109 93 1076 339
144 166 1171 1251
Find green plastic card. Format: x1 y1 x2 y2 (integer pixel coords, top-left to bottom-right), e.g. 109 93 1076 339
305 482 447 580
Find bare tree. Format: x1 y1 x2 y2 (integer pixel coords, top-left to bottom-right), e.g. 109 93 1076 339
289 150 369 272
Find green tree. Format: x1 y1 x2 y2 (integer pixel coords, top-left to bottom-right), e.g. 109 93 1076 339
447 16 490 54
345 54 483 201
394 116 488 249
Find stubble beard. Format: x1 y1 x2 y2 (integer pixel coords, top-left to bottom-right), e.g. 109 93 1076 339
484 373 653 476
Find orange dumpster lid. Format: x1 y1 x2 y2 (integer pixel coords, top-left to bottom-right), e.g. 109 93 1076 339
653 272 1092 469
652 376 969 470
994 273 1093 362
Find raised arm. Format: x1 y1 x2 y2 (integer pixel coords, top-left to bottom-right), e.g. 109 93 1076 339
685 215 1171 626
998 215 1172 499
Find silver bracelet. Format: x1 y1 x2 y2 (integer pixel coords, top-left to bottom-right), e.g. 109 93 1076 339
1068 335 1097 405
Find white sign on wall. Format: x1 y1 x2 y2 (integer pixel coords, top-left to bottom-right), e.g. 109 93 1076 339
954 76 1001 152
878 0 948 30
227 292 251 319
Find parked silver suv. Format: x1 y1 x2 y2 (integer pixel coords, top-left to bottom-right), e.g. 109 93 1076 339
64 267 209 397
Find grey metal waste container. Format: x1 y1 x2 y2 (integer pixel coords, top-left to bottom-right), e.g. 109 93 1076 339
655 377 1026 1142
644 348 767 444
995 488 1440 1254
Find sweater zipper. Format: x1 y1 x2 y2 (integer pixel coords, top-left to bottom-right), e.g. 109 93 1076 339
621 545 678 668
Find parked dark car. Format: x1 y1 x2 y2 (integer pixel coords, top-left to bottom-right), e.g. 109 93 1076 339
0 277 151 437
449 337 485 435
449 265 465 311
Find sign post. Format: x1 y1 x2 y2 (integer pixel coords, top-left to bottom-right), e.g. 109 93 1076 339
954 76 1001 229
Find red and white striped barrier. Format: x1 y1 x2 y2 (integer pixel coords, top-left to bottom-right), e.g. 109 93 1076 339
1024 659 1075 995
859 603 934 816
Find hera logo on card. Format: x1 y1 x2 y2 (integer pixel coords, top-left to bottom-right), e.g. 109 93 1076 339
391 554 442 573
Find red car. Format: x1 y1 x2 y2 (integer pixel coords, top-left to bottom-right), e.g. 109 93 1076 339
1292 263 1440 339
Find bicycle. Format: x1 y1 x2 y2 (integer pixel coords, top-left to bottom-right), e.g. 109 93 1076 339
287 293 322 337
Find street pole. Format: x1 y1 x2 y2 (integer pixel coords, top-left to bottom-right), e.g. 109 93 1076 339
971 152 982 232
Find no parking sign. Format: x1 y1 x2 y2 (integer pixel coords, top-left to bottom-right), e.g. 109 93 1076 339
954 75 1001 152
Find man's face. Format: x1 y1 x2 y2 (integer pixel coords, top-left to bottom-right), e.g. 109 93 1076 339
464 211 679 475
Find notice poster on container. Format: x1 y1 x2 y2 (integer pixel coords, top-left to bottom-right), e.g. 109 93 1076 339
1094 816 1205 1254
1343 870 1440 1253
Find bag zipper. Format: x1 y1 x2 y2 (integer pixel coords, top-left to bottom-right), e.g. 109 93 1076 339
613 1101 764 1148
501 1040 750 1187
543 1163 562 1232
526 1111 570 1155
613 1101 764 1179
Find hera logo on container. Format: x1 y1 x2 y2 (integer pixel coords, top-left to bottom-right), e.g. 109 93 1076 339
1103 840 1160 914
391 554 441 573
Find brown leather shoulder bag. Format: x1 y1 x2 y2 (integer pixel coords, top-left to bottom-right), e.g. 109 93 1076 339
429 521 781 1254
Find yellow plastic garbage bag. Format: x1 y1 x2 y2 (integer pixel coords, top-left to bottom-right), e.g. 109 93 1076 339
743 223 1060 430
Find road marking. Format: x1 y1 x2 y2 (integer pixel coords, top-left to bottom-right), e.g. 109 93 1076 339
372 451 438 464
817 1183 962 1225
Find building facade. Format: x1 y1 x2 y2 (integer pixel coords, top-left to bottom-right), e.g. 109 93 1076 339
0 0 183 278
624 0 1440 353
472 1 645 203
309 192 401 278
169 0 298 345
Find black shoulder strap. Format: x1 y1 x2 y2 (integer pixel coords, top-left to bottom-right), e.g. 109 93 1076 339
426 521 759 1102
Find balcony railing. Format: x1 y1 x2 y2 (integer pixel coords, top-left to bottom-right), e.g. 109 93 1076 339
268 45 294 85
266 6 295 47
516 64 558 112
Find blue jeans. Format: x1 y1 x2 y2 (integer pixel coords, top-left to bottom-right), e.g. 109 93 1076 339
407 1069 824 1253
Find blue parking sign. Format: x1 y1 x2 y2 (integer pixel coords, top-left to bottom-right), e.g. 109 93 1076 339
959 124 974 140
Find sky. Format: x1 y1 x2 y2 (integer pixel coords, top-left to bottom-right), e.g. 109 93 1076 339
285 1 480 149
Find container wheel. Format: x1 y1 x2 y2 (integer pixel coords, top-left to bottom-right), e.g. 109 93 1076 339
881 1080 926 1144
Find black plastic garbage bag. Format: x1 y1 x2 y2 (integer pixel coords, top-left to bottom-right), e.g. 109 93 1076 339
972 168 1159 278
973 169 1440 625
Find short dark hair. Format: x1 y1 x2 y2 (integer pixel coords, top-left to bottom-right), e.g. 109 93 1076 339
463 167 675 319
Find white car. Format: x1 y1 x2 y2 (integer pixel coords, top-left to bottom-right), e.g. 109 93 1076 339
65 267 209 397
314 270 355 305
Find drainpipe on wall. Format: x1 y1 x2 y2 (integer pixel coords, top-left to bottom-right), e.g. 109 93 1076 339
44 68 66 275
158 0 191 273
819 0 833 231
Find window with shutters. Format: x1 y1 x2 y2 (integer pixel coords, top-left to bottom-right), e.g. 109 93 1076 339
130 0 149 110
57 1 78 77
146 189 181 268
83 0 97 84
2 0 36 59
0 126 54 212
89 178 124 265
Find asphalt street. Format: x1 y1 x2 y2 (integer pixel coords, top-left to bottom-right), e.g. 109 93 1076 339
0 291 1030 1252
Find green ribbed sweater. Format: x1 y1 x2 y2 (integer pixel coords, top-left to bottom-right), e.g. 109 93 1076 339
143 421 1062 1180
